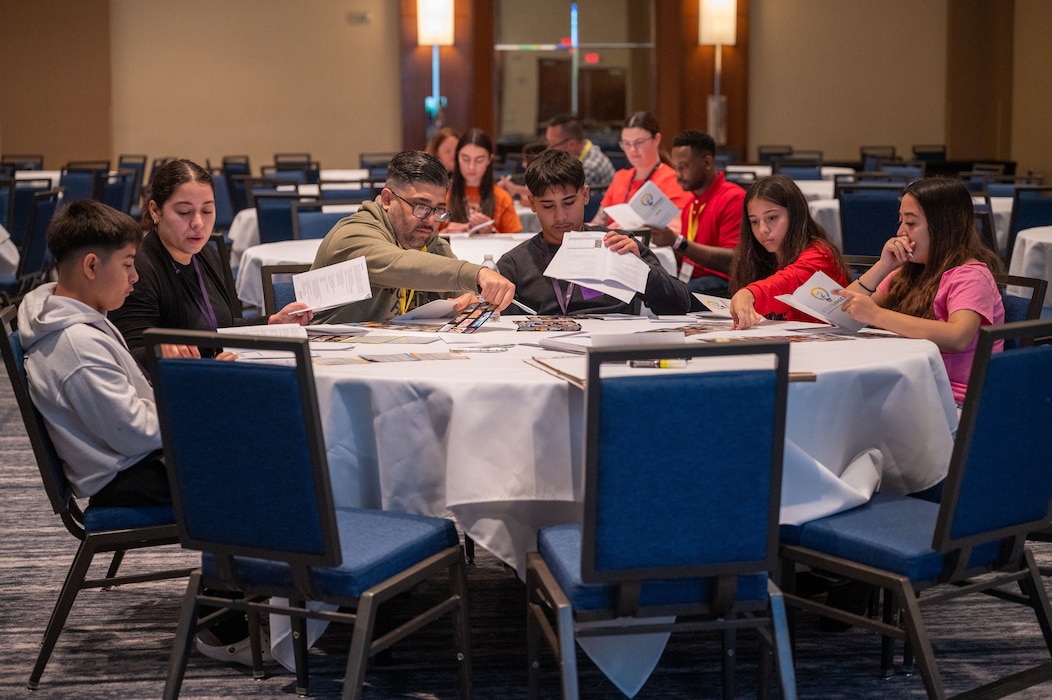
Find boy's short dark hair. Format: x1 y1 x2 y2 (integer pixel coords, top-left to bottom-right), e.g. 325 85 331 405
47 200 144 266
524 149 585 197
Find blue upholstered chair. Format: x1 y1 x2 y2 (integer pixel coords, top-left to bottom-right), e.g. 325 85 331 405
117 154 147 217
1007 186 1052 263
994 274 1047 350
254 192 314 245
0 177 13 231
209 170 235 234
261 263 310 316
584 186 606 222
910 144 946 162
320 182 374 201
100 169 137 214
221 155 252 214
0 306 192 690
859 146 896 172
291 199 362 240
58 168 100 203
837 184 902 257
0 188 62 304
877 160 925 182
526 341 796 700
144 329 472 700
771 157 822 181
780 319 1052 699
757 145 793 164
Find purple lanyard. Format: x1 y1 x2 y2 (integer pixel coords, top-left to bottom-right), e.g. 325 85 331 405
540 239 574 316
189 257 219 332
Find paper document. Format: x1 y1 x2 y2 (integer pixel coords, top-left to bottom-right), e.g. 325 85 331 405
467 218 495 234
538 330 686 354
774 271 865 332
217 324 307 338
543 231 649 304
291 257 372 313
602 181 680 228
391 299 459 323
693 293 733 318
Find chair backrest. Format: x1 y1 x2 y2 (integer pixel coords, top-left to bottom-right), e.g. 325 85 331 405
0 306 86 538
0 178 13 231
972 203 999 256
100 169 136 214
837 184 902 256
622 228 652 249
1007 186 1052 262
117 154 147 208
209 170 235 232
771 158 822 181
255 192 313 244
833 171 909 199
994 273 1046 350
359 152 397 179
144 329 342 572
222 156 252 213
877 160 925 181
290 199 360 240
17 189 62 287
580 341 790 595
2 154 44 171
319 182 374 201
757 145 792 164
11 178 52 249
207 233 240 319
933 320 1052 559
261 263 310 316
911 144 946 162
842 254 878 282
859 145 896 172
59 168 101 203
584 186 606 222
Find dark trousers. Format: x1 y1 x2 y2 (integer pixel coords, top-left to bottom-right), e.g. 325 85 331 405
88 450 171 508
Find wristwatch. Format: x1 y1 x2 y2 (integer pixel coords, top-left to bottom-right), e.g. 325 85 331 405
674 235 688 252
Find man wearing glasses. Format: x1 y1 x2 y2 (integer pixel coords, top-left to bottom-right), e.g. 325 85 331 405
310 151 515 323
544 113 616 190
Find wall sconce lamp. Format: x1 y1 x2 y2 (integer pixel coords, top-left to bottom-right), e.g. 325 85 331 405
418 0 454 134
699 0 736 145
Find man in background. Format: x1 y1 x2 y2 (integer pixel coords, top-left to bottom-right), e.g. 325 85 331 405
544 113 617 190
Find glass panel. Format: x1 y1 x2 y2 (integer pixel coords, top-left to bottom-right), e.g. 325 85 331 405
494 0 654 151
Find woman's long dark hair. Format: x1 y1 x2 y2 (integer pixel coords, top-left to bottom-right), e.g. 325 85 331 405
883 177 1004 318
730 175 848 292
448 128 495 223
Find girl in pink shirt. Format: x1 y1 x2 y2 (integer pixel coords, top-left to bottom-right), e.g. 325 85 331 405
729 175 850 329
837 177 1005 405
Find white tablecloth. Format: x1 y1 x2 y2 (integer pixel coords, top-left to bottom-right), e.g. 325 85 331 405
14 170 61 189
1009 226 1052 307
808 196 1013 257
725 165 855 182
270 319 957 690
229 197 540 268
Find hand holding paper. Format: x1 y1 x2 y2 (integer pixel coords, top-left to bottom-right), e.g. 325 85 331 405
602 181 679 228
774 271 865 332
542 231 649 304
291 257 372 314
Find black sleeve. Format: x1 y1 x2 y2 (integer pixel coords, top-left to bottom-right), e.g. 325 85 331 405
637 243 691 315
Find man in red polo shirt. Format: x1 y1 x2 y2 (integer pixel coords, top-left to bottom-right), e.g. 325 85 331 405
648 130 745 296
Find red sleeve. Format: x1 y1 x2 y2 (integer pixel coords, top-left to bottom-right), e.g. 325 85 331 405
715 187 745 250
746 242 848 316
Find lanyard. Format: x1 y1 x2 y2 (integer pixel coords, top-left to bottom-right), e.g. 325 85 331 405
540 238 574 315
190 257 219 331
398 244 426 315
623 163 660 203
578 140 592 162
686 198 706 245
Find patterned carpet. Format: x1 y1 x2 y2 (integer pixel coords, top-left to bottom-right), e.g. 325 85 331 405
3 379 1052 699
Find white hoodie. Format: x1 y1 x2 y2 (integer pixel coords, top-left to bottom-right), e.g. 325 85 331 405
17 283 161 498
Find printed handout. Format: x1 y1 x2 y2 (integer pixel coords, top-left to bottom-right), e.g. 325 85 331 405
602 181 680 228
543 231 649 303
774 271 865 332
291 257 372 313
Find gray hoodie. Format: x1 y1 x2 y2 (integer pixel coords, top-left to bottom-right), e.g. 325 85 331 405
17 283 161 498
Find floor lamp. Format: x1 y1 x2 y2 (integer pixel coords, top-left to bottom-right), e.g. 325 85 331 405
699 0 736 146
418 0 454 137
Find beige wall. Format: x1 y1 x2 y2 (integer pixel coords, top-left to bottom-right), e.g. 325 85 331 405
747 0 948 163
1012 0 1052 179
109 0 403 170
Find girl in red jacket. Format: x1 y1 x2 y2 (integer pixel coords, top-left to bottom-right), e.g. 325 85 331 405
728 175 850 329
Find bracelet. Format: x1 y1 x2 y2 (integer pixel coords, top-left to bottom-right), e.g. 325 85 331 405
857 279 876 294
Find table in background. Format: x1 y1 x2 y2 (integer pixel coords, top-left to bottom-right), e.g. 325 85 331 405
235 234 536 310
808 196 1013 257
13 170 61 189
1009 225 1052 309
0 223 17 275
725 164 855 182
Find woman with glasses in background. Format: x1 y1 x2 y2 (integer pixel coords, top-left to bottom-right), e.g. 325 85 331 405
589 111 693 232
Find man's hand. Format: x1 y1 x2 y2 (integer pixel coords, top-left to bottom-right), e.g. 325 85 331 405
603 232 640 258
476 267 516 311
647 225 676 247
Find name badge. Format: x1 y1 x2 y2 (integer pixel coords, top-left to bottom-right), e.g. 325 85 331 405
678 259 695 283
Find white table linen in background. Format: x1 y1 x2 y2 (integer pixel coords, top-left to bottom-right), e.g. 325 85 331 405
0 224 18 275
1009 226 1052 307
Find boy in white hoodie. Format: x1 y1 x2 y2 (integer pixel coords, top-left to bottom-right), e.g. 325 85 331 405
17 199 168 507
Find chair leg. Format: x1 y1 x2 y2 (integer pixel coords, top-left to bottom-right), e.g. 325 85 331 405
27 540 97 689
449 555 473 699
289 596 312 697
768 585 798 700
163 572 203 700
894 581 944 699
246 607 267 680
1021 548 1052 654
344 592 379 700
104 548 127 583
555 603 579 700
526 601 542 700
464 534 475 565
880 588 898 679
722 627 737 700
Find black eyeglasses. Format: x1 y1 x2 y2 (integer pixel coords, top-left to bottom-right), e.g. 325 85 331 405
389 189 451 223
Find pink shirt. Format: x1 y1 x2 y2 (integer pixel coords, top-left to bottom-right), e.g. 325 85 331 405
880 262 1004 405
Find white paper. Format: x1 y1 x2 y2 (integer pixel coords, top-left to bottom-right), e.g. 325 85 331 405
391 298 459 322
692 293 733 318
602 180 680 228
217 324 308 338
543 231 650 304
466 218 495 234
774 270 865 332
291 257 372 313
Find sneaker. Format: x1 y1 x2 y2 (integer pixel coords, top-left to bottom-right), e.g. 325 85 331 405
195 628 274 667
